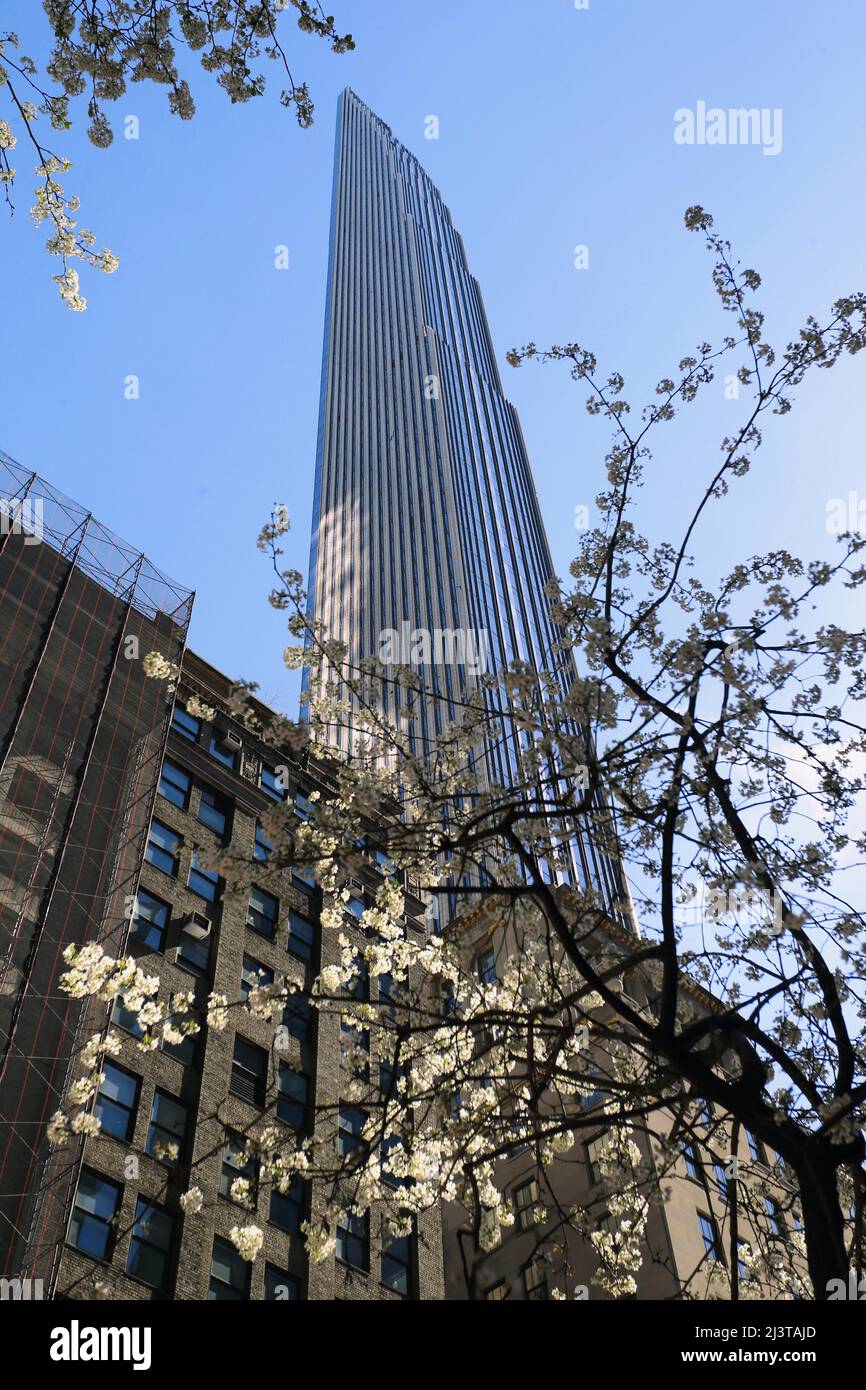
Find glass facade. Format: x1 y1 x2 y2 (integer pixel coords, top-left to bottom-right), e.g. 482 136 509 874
306 90 628 915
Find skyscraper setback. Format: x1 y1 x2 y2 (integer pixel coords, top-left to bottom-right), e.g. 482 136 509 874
307 89 625 913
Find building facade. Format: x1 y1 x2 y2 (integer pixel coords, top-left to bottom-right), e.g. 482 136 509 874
306 89 626 916
0 453 192 1284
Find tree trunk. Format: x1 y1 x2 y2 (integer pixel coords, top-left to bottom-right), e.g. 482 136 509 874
794 1148 848 1298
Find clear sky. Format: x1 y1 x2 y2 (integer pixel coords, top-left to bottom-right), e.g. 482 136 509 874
2 0 865 714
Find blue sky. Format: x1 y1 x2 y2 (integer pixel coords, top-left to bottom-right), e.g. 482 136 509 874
2 0 865 713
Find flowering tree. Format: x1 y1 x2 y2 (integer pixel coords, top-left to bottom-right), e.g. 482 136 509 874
0 1 354 307
50 208 866 1300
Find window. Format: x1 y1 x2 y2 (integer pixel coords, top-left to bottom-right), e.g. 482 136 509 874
253 820 273 862
146 818 180 876
585 1137 604 1186
681 1140 702 1180
341 1020 370 1078
381 1225 412 1296
209 729 239 769
112 996 145 1040
292 864 316 894
162 994 199 1066
132 888 170 951
283 991 313 1042
374 849 395 876
696 1099 714 1127
713 1160 729 1203
220 1133 258 1205
209 1236 250 1300
346 953 369 1001
188 852 220 902
146 1090 188 1166
68 1169 121 1259
231 1037 268 1107
264 1264 300 1301
737 1240 749 1281
171 704 201 742
241 954 274 1001
260 763 286 800
294 791 314 820
159 758 191 809
746 1131 765 1163
346 895 365 922
476 946 496 984
198 785 231 837
248 886 278 939
378 971 404 1020
485 1283 507 1301
269 1178 305 1234
764 1196 785 1236
177 922 211 976
127 1199 174 1291
338 1105 366 1160
380 1132 407 1189
336 1210 369 1271
523 1259 549 1300
94 1062 139 1142
287 909 315 962
277 1064 308 1129
698 1211 723 1262
514 1178 541 1231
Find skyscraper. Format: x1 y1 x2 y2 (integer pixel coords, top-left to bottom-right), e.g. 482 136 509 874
307 89 626 914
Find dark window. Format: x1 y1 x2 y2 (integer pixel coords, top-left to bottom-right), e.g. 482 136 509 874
68 1169 121 1259
112 996 145 1039
209 730 239 769
269 1178 305 1234
378 971 403 1020
346 895 365 922
523 1259 549 1300
198 785 231 837
248 886 278 939
264 1264 300 1300
171 705 201 742
346 953 368 1001
132 888 170 951
681 1141 701 1180
177 922 211 976
219 1133 258 1204
127 1199 174 1291
146 1090 188 1166
209 1236 249 1300
277 1064 308 1129
381 1226 412 1296
146 818 180 876
260 764 286 800
159 758 191 809
374 849 395 876
161 994 199 1066
291 864 316 894
287 909 315 962
241 954 274 1001
341 1020 369 1077
94 1062 139 1142
336 1210 369 1271
231 1037 268 1107
253 820 273 862
746 1131 765 1163
585 1137 604 1185
476 946 496 984
698 1211 723 1261
765 1196 785 1236
713 1160 729 1203
514 1178 540 1231
294 792 314 820
283 991 313 1042
338 1105 366 1160
188 852 220 902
